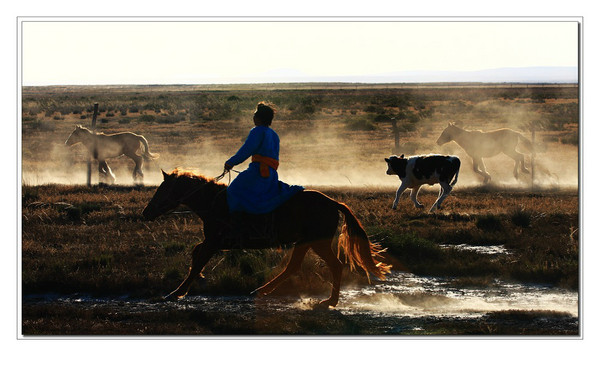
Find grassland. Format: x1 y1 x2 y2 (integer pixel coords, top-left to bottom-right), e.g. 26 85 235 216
21 184 578 335
20 83 580 335
22 83 578 187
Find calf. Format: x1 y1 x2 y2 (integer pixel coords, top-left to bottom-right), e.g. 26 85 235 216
385 154 461 212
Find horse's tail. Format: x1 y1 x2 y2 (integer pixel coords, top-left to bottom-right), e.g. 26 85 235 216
450 156 461 186
336 202 391 282
139 135 159 160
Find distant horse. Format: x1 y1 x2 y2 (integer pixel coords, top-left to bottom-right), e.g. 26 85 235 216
65 125 158 184
142 169 391 308
436 122 533 183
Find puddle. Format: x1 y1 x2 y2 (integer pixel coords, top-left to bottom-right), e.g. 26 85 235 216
439 243 512 255
24 272 578 320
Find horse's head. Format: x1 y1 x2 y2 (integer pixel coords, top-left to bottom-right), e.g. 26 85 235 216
436 122 458 146
65 125 88 146
142 170 183 220
142 169 213 220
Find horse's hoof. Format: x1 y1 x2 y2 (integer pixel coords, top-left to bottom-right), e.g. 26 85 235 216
163 293 180 301
316 299 337 309
250 286 269 296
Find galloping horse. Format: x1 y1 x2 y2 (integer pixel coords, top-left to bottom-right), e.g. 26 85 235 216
436 122 533 183
65 125 159 184
142 169 391 308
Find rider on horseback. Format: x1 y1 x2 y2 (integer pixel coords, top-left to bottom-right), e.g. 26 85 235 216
223 102 304 215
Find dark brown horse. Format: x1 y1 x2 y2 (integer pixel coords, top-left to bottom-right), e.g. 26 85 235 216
142 169 391 307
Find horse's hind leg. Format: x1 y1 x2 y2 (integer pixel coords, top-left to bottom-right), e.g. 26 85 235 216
166 242 216 300
312 240 343 308
506 149 529 179
253 244 309 296
131 155 144 184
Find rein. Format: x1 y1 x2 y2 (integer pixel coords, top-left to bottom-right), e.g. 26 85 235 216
214 168 241 184
150 169 239 216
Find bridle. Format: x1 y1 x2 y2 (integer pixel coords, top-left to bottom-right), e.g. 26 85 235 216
146 168 239 216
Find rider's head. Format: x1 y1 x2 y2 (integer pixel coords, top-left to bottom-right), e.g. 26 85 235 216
253 102 275 126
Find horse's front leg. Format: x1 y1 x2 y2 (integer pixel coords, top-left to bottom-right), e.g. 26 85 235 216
472 158 491 183
98 161 116 184
104 162 116 184
392 183 409 209
165 241 217 300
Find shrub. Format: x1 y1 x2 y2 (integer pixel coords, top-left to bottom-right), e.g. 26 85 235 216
476 214 503 231
345 116 377 131
139 114 156 123
560 132 578 146
510 208 532 228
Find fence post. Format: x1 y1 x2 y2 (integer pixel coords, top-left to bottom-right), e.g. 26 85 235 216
531 124 536 192
86 103 99 186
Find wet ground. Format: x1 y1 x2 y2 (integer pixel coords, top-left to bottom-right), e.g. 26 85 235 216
22 270 579 337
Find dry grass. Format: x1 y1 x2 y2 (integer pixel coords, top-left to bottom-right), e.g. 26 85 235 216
22 183 579 299
21 84 580 295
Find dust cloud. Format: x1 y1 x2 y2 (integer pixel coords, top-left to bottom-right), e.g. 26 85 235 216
22 106 579 191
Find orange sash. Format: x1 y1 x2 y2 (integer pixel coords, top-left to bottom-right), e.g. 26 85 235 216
252 154 279 177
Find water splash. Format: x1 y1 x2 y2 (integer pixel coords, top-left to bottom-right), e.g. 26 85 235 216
337 271 578 318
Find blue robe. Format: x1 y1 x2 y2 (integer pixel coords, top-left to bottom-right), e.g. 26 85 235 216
225 125 304 214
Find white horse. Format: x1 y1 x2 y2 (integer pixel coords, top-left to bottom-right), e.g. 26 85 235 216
65 125 158 184
436 122 533 183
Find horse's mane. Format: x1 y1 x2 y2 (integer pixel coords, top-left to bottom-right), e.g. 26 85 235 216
170 168 225 186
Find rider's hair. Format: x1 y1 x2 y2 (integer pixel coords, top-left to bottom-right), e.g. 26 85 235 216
254 102 275 126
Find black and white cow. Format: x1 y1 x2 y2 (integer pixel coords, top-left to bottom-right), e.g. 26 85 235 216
385 154 461 212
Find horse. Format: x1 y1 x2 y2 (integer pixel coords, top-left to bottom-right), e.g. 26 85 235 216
436 122 533 183
142 169 391 308
65 125 159 184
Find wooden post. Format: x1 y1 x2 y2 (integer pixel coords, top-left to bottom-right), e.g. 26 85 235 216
86 103 99 186
531 124 536 192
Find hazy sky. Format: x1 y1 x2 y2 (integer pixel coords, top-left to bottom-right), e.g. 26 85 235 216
20 19 580 85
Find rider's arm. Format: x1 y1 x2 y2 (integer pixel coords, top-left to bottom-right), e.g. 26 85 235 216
225 126 265 169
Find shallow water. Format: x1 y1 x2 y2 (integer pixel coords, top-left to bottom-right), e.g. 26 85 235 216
22 241 579 335
439 243 512 255
23 271 578 327
337 271 578 319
